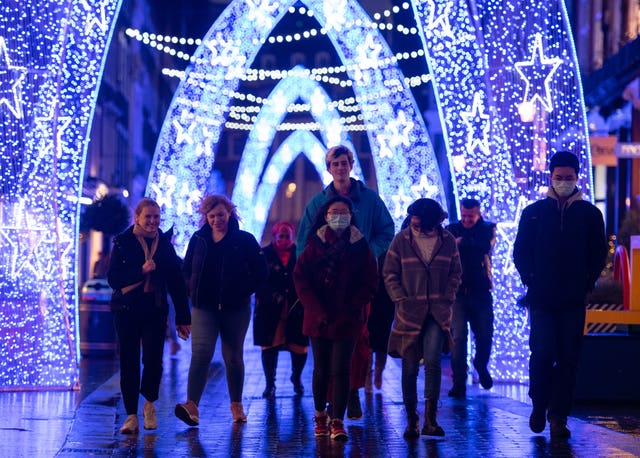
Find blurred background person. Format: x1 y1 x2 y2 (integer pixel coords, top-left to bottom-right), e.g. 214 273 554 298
253 221 308 399
446 198 496 399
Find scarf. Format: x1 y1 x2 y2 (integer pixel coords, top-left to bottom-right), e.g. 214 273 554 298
127 224 159 294
317 227 349 288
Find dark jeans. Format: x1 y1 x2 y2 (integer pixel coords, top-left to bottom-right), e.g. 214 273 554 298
451 290 493 385
113 294 167 415
309 336 357 420
402 316 445 409
529 307 585 420
188 305 251 404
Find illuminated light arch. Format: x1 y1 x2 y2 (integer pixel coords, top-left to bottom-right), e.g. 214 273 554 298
0 0 123 388
146 0 446 255
231 65 364 237
248 129 332 233
412 0 592 382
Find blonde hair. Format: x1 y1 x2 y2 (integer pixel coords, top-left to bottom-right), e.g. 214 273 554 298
198 194 239 226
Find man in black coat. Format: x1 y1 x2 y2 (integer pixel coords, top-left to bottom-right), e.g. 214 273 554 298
446 198 496 399
514 151 607 439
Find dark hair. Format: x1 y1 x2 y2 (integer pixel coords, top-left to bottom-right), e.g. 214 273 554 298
460 198 480 210
407 198 447 233
309 195 356 234
549 151 580 174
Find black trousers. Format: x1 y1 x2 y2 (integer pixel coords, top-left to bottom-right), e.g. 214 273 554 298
528 307 585 420
113 295 167 415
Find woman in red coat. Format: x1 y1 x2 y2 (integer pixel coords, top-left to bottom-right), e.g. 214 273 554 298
294 196 377 441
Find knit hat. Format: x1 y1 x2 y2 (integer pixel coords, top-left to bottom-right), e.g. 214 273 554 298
549 151 580 174
407 198 447 230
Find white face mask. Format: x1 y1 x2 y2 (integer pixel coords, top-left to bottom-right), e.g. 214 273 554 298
326 214 351 231
552 180 576 197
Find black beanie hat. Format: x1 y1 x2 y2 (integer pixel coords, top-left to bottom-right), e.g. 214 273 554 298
549 151 579 174
407 198 447 229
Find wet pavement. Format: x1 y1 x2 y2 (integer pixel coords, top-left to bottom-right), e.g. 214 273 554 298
2 338 640 457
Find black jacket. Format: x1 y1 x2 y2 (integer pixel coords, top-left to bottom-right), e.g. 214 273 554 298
183 219 268 310
513 190 607 309
446 219 496 293
107 225 191 324
253 243 307 347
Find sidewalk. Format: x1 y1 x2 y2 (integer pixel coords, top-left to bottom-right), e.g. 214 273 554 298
2 339 640 457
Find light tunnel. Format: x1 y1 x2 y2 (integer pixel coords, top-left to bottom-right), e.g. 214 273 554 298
0 0 592 388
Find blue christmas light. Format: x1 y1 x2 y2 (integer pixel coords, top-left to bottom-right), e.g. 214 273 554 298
0 0 122 389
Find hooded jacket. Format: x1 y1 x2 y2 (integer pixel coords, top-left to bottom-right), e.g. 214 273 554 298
513 188 607 309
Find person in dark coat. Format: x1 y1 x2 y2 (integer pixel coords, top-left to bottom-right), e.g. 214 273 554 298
365 252 395 392
514 151 607 440
253 221 308 399
294 196 378 441
108 198 191 434
446 198 497 398
175 194 268 426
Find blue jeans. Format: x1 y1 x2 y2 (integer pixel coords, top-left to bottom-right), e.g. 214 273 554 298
309 336 357 420
401 316 445 409
187 305 251 404
450 290 493 385
529 307 585 420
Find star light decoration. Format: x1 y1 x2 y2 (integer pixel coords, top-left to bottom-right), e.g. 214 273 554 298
0 1 122 389
460 91 491 156
0 36 27 119
147 0 445 257
514 32 563 113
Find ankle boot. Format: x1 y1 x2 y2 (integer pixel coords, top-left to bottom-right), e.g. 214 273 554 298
290 351 307 395
365 352 373 394
422 399 444 437
403 406 420 439
261 348 278 398
374 352 386 389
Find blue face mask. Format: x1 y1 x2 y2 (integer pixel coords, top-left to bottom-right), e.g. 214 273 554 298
326 214 351 231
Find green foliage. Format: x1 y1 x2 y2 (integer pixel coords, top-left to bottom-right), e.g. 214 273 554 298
587 273 624 305
618 208 640 252
80 194 130 236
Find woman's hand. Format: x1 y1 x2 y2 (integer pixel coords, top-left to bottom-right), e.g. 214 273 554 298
176 325 191 340
142 259 156 274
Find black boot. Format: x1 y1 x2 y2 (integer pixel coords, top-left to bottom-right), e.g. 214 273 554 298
261 348 278 399
403 406 420 439
422 399 445 437
290 351 307 395
346 389 363 419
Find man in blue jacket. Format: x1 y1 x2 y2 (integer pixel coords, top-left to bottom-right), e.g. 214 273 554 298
514 151 607 439
296 145 395 419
